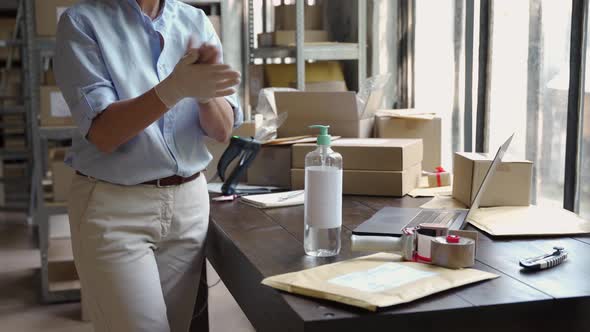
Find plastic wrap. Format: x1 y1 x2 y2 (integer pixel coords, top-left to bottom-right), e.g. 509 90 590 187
254 88 296 141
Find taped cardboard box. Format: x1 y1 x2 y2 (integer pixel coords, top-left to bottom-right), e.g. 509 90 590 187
257 30 329 47
288 80 347 92
49 148 74 202
292 138 423 171
247 146 291 187
40 86 74 127
375 109 442 172
275 90 384 138
35 0 78 36
275 4 323 30
291 163 421 197
452 152 532 207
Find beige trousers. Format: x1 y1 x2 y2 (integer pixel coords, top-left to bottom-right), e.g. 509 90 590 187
67 174 209 332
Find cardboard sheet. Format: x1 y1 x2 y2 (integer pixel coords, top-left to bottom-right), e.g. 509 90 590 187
420 196 467 210
262 253 498 311
467 205 590 236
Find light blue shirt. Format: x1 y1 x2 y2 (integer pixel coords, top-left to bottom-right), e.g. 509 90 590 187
54 0 242 185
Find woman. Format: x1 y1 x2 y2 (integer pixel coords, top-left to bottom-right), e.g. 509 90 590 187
54 0 241 331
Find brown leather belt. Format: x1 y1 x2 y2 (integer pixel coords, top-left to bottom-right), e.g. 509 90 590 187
76 171 200 187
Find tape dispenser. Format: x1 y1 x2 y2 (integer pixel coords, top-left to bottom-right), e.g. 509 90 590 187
351 224 478 269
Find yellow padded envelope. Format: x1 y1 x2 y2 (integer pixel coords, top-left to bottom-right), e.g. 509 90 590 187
262 253 498 311
467 205 590 236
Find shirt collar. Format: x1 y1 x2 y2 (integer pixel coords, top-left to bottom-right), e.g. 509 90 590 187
126 0 169 23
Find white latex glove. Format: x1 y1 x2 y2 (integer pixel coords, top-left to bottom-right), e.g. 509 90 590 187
154 49 241 108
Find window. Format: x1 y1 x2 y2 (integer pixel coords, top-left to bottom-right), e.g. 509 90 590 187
486 0 572 208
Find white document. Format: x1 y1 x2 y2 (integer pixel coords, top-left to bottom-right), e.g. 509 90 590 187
207 182 284 194
329 262 437 293
49 92 71 117
240 190 304 209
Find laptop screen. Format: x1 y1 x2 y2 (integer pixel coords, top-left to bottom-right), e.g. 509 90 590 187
460 134 514 229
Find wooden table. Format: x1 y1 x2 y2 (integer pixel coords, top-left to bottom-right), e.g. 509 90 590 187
202 196 590 332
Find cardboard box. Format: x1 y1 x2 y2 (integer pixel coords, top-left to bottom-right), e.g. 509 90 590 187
376 110 442 172
0 19 20 61
257 30 329 47
292 138 423 171
247 146 292 187
275 90 384 138
40 86 74 127
205 121 260 180
35 0 78 36
291 163 421 197
452 152 533 207
288 80 347 92
275 4 323 31
265 62 345 88
50 148 74 202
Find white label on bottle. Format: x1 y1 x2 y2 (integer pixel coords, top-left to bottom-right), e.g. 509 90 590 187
50 92 71 117
304 166 342 229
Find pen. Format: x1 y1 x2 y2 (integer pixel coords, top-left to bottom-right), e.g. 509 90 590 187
278 191 304 202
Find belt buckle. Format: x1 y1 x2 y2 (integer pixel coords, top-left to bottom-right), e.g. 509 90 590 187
156 178 174 188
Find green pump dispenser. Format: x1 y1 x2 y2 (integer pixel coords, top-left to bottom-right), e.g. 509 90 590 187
309 125 331 146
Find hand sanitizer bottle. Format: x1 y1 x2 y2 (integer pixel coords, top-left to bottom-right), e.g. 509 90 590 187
304 125 343 257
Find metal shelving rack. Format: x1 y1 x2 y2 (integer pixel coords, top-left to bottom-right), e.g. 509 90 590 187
22 0 241 304
0 1 33 213
243 0 367 116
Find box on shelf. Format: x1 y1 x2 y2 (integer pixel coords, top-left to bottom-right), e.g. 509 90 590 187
247 146 292 187
275 89 384 138
291 163 421 197
40 86 74 127
452 152 533 207
49 148 74 202
292 138 423 171
0 19 20 61
375 109 442 172
205 121 260 181
265 62 345 88
44 69 57 85
35 0 78 36
274 4 323 31
257 30 329 47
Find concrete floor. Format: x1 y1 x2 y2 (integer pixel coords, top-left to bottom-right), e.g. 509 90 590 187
0 213 255 332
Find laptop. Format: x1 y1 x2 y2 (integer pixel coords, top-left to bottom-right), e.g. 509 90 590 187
352 134 514 237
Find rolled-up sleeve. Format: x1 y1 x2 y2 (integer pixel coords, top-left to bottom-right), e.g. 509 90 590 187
203 17 243 128
54 12 118 137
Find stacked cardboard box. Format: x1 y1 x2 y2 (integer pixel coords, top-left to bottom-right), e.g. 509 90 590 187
0 19 20 61
452 152 533 207
35 0 78 36
260 4 327 47
291 138 423 196
375 109 442 172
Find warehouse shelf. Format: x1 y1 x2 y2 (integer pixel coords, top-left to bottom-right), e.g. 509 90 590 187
0 0 19 10
0 149 29 160
0 105 26 114
0 39 22 47
39 126 76 140
251 43 361 61
181 0 221 4
244 0 367 114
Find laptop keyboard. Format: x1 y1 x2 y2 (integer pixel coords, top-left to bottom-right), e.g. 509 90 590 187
404 210 463 229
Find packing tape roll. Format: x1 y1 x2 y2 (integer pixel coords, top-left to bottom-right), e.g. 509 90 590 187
351 235 403 253
431 236 476 269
